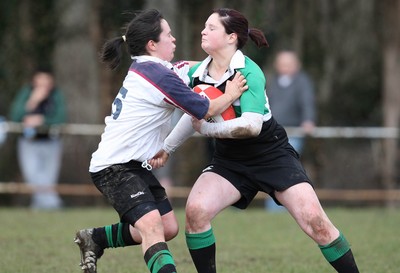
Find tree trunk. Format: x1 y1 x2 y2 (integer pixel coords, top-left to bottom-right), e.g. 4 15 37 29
380 0 400 207
53 0 101 123
52 0 102 192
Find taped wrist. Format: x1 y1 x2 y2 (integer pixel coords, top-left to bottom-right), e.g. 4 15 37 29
201 112 263 139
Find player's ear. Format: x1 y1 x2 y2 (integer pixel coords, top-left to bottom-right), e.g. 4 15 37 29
146 40 157 53
228 33 237 45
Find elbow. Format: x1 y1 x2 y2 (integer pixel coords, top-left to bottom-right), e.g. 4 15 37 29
247 125 262 137
231 124 261 138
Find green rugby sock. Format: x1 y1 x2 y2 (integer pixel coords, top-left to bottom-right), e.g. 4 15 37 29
93 222 137 249
144 242 176 273
319 232 350 262
319 232 359 273
186 228 216 273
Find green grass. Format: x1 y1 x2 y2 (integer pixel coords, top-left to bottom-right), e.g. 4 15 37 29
1 207 399 273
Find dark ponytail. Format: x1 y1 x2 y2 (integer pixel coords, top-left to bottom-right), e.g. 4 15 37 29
99 9 164 70
100 36 125 70
248 28 269 48
214 8 269 49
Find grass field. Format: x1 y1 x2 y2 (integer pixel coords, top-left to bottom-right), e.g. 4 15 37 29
1 207 399 273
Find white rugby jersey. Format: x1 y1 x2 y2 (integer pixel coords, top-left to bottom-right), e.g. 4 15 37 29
89 56 209 172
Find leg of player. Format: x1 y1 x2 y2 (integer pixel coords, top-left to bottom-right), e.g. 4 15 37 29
185 172 241 273
75 210 178 273
83 209 177 247
134 209 178 273
276 182 360 273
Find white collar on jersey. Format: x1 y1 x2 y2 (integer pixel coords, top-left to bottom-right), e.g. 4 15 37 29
132 55 173 70
191 50 246 87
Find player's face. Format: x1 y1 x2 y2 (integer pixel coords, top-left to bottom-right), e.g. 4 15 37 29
201 13 231 54
152 19 176 62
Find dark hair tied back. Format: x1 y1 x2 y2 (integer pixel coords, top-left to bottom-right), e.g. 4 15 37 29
100 9 164 70
214 8 268 49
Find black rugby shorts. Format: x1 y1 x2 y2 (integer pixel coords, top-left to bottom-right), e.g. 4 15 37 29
90 160 172 224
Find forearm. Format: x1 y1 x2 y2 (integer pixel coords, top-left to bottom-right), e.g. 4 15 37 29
163 113 196 154
205 93 237 119
200 112 263 139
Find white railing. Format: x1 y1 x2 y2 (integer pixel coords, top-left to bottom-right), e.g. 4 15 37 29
0 121 398 202
2 121 399 138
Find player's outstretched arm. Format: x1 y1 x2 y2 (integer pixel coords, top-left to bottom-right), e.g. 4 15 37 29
148 113 196 169
194 112 264 139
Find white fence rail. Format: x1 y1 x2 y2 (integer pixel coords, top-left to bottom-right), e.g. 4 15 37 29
0 122 398 202
2 121 399 138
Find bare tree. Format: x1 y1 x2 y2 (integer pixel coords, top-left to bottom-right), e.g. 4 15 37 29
52 0 102 189
380 0 400 206
53 0 101 124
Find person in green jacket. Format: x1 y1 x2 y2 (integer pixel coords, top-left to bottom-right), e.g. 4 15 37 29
9 67 67 209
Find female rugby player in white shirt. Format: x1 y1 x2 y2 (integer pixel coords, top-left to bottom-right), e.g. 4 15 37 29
74 9 247 273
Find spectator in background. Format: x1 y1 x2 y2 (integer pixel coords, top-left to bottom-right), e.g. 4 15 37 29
267 49 316 154
9 67 67 210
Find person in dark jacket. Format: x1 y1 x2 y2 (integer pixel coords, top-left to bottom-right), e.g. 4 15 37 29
9 67 67 210
268 49 316 154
